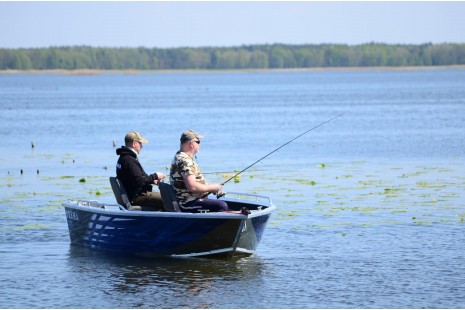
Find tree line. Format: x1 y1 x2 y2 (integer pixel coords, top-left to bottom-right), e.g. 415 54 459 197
1 43 465 71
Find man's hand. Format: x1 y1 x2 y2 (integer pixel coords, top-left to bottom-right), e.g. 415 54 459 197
210 184 223 195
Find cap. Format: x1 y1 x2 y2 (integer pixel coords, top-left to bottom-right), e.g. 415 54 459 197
180 129 204 143
125 131 149 144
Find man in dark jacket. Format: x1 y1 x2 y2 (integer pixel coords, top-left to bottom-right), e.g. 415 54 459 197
116 131 166 210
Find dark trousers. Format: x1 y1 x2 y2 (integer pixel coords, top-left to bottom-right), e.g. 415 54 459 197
132 191 165 211
181 198 228 213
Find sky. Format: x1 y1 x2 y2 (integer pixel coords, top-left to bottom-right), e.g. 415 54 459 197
1 1 465 49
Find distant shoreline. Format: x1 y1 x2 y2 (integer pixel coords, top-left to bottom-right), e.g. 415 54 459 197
1 65 465 75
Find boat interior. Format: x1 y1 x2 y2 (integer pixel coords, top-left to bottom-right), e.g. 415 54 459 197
109 177 270 213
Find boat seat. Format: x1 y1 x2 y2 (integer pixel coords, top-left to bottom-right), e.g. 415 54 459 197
109 177 142 211
158 182 182 212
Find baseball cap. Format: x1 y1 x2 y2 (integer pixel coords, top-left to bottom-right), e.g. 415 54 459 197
125 131 149 144
180 129 204 143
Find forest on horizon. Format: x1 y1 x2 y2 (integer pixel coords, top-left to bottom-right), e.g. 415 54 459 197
1 43 465 71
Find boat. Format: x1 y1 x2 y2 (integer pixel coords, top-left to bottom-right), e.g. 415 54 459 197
62 179 275 258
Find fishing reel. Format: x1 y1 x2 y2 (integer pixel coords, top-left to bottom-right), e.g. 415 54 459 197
216 191 226 199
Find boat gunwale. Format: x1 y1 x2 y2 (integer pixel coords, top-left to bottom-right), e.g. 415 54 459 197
62 200 276 220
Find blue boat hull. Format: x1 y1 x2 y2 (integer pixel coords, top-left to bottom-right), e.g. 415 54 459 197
63 195 274 258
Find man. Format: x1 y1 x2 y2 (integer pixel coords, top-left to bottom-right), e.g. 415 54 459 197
169 129 228 213
116 131 166 211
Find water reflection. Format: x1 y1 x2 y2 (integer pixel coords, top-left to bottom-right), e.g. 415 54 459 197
67 245 267 308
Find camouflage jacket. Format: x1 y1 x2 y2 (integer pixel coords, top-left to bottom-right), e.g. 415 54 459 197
169 151 207 205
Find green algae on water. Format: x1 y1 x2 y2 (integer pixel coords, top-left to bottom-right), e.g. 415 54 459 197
16 223 47 230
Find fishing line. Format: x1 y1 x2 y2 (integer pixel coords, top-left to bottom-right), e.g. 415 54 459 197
202 169 266 175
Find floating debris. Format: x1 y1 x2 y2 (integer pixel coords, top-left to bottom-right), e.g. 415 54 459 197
113 140 117 147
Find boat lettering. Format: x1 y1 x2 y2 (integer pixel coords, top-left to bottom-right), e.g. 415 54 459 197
66 210 79 221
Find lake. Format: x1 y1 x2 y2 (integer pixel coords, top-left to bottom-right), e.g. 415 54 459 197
1 68 465 308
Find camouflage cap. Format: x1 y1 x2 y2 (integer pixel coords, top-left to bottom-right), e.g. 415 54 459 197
125 131 149 144
180 129 204 143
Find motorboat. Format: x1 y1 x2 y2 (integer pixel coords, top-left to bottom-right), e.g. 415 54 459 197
62 179 275 258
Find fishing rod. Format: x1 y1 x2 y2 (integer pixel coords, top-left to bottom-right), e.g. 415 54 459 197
221 113 344 186
201 113 343 199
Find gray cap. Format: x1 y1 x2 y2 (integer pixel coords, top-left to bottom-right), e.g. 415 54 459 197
180 129 204 143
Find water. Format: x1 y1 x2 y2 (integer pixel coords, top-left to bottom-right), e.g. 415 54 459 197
1 69 465 308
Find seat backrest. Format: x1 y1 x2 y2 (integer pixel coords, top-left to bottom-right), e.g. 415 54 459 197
109 177 132 210
158 182 181 212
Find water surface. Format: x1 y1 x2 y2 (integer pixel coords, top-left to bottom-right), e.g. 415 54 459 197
1 69 465 308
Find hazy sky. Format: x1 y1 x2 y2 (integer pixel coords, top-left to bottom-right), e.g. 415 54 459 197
1 1 465 48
